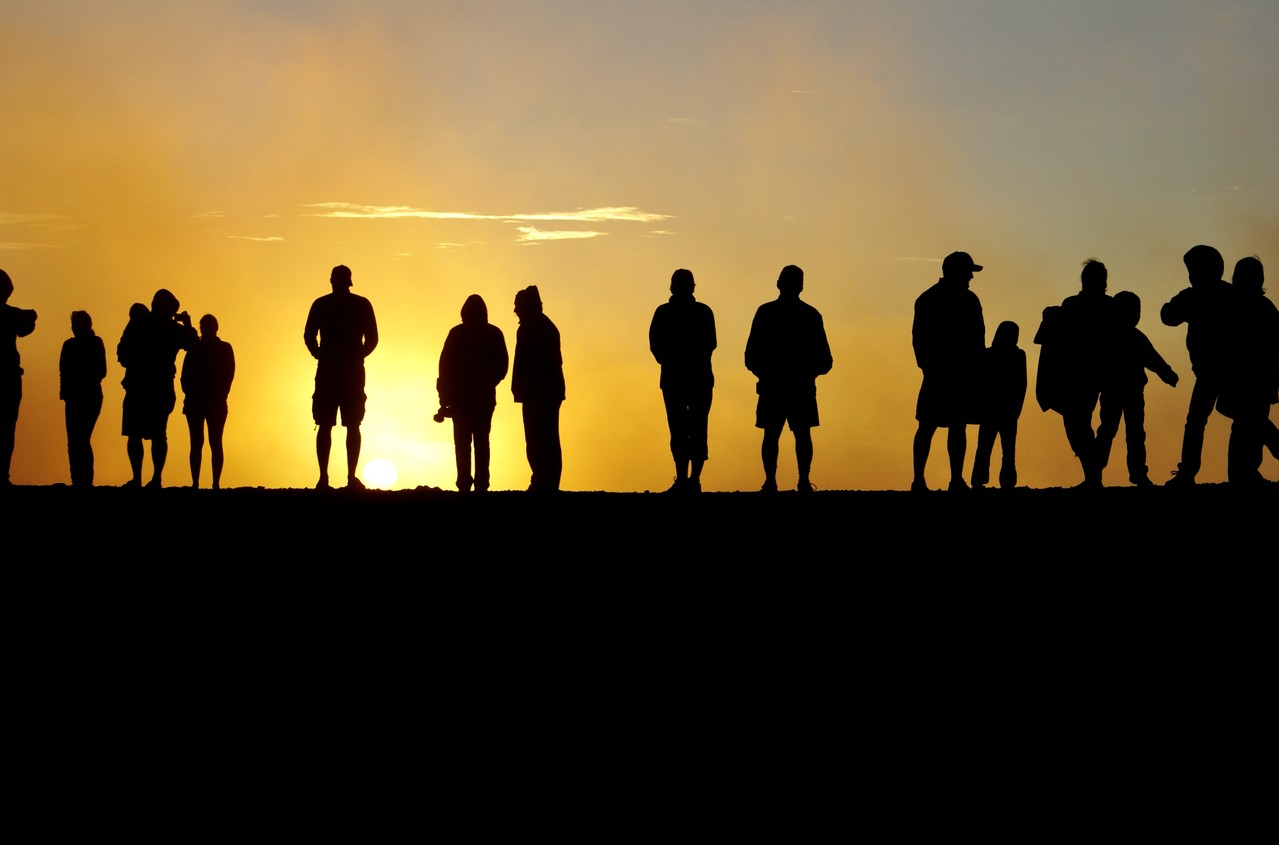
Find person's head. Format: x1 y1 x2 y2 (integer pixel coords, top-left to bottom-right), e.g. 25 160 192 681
1080 259 1107 294
992 320 1019 348
777 264 804 296
0 269 11 303
1113 291 1141 327
70 310 93 337
330 264 353 291
1183 245 1224 286
670 268 695 296
129 302 148 322
941 252 982 286
461 293 488 324
514 285 542 321
199 314 219 339
1232 256 1264 294
151 289 179 318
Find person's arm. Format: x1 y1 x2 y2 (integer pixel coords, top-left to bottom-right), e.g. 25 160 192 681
1140 332 1178 386
362 302 379 358
16 308 37 337
814 314 833 376
1161 289 1189 327
648 307 665 365
93 337 107 382
304 302 321 359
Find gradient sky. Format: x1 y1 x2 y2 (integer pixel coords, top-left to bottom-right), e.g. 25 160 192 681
3 0 1277 490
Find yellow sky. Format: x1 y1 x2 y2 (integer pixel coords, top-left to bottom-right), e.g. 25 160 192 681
3 2 1277 490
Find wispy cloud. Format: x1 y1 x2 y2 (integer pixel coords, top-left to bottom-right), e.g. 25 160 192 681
304 203 670 223
515 227 607 243
195 210 225 219
649 230 676 236
1 241 62 250
227 235 285 242
899 256 943 263
0 211 66 226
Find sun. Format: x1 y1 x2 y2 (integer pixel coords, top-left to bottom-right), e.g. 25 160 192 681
362 458 399 489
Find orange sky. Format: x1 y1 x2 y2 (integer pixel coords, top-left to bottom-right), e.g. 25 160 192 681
3 1 1277 490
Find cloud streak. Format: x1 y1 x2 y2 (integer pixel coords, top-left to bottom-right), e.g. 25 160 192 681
515 227 607 243
303 203 671 223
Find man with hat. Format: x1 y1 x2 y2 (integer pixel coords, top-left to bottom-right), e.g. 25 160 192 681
912 251 985 492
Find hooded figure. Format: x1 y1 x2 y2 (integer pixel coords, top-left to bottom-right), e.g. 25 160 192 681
512 285 564 491
438 294 508 492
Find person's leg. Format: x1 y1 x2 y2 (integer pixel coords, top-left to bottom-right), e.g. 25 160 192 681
946 424 967 488
1126 390 1149 484
999 418 1019 489
971 422 995 487
1062 409 1099 485
345 425 361 487
1094 389 1121 476
127 435 144 486
316 425 333 488
66 401 87 485
794 425 813 489
187 414 204 488
1 379 20 485
149 431 168 488
760 424 782 490
474 410 493 492
912 423 937 490
84 394 101 486
1175 376 1217 482
208 412 226 489
663 391 688 483
690 390 711 490
451 417 471 491
1261 416 1279 462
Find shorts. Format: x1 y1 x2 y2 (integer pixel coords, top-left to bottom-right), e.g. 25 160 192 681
313 363 366 427
122 382 176 439
755 381 819 431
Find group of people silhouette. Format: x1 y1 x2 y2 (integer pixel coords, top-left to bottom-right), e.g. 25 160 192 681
1 246 1275 492
911 246 1278 492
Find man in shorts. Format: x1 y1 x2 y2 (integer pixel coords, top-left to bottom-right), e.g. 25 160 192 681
304 265 378 489
911 251 985 492
745 265 833 492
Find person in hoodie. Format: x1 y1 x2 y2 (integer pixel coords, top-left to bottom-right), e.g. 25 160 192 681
649 268 716 494
60 311 107 487
437 294 508 493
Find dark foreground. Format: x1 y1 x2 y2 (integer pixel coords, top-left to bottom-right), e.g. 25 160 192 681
7 482 1270 816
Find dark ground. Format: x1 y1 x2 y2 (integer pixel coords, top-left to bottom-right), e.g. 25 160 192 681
6 482 1270 815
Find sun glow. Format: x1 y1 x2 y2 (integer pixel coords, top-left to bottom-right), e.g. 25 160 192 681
362 458 398 489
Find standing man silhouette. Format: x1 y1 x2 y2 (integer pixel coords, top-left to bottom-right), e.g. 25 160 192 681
912 251 985 492
1 269 38 488
745 265 833 493
650 268 716 493
512 285 564 492
1161 245 1233 487
305 265 378 490
60 311 107 487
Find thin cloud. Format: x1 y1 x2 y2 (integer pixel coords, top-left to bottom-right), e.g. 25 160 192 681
515 227 607 243
1 241 61 250
0 211 66 226
899 256 943 263
227 235 285 242
648 230 676 236
304 203 670 223
195 210 225 218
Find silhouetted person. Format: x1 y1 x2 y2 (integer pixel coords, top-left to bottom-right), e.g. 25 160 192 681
1094 292 1178 487
60 311 106 487
1035 259 1116 488
971 321 1025 490
1217 256 1279 485
650 268 717 493
438 294 508 493
745 265 833 493
1161 245 1234 486
117 289 196 488
512 286 564 492
305 265 378 490
1 269 38 488
912 252 984 492
182 314 235 489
